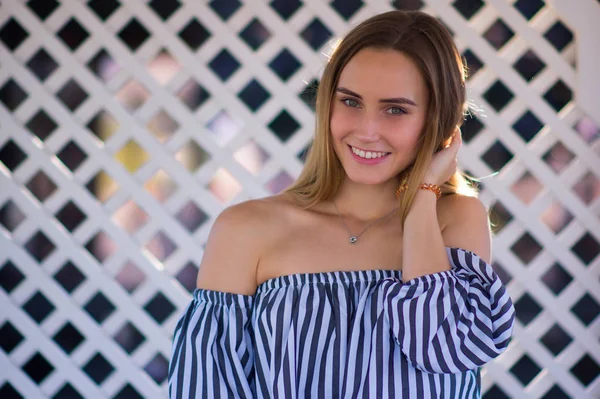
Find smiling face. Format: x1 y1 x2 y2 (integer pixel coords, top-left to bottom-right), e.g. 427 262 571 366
330 47 429 186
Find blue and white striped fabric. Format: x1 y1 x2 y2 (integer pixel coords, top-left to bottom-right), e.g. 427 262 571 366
169 247 515 398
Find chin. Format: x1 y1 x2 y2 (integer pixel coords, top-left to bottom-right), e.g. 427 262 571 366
344 170 396 186
335 146 404 186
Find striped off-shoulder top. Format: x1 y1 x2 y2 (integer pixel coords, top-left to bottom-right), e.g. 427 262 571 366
168 247 515 398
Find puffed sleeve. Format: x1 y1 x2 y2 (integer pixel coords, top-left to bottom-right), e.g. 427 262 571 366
381 247 515 374
168 289 255 398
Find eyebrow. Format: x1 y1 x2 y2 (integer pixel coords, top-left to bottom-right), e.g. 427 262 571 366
336 87 417 107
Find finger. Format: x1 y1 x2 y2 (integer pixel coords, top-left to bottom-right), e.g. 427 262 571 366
444 128 460 148
453 127 461 140
452 128 462 148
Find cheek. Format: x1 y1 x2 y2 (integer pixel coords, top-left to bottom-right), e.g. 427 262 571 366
330 104 356 138
383 121 424 155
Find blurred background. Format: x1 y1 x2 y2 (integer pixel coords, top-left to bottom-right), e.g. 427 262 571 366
0 0 598 398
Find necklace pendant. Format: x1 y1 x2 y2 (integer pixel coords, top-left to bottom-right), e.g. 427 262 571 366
349 236 358 244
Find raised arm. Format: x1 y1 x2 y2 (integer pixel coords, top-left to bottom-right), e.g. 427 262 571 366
383 193 515 373
401 189 491 282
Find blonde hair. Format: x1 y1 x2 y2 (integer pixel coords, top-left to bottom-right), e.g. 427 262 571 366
285 10 478 223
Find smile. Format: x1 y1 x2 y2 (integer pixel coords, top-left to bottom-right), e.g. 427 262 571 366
349 145 390 159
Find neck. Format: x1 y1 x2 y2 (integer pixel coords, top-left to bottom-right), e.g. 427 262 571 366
332 177 400 222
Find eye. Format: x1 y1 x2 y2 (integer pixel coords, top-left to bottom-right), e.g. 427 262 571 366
341 98 360 108
387 107 406 115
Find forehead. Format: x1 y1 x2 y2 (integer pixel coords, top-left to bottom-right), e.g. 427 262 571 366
337 48 427 101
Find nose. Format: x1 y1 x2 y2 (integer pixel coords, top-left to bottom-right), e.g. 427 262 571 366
353 113 381 143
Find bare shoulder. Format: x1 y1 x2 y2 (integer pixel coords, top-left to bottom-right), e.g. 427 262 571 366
438 193 492 263
195 193 296 295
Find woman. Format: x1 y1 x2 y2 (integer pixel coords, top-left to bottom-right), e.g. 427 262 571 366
169 10 515 398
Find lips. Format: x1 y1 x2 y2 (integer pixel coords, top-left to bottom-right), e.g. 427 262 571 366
347 145 391 164
349 145 390 159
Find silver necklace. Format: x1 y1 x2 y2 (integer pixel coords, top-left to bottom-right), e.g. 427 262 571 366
332 201 399 244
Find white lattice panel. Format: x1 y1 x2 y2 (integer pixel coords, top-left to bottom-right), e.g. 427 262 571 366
0 0 599 398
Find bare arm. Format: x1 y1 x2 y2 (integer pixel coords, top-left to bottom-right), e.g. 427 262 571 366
401 191 491 282
384 192 513 374
196 201 265 295
170 201 263 397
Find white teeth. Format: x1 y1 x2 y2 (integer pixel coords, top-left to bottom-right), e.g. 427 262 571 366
351 146 388 159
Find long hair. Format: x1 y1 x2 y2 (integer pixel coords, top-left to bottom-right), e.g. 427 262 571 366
285 10 478 224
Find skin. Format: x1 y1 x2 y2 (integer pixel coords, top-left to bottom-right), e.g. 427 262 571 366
330 48 428 188
197 47 492 294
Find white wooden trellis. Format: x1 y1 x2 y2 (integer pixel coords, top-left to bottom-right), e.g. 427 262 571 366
0 0 598 398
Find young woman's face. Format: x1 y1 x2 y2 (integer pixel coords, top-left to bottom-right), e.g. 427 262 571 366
330 47 429 185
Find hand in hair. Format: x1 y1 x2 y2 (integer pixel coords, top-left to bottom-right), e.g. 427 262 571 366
424 127 462 186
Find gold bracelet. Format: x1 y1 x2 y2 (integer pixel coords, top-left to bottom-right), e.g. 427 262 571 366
420 183 442 200
395 183 442 200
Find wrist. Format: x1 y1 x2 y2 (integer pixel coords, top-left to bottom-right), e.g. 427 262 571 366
406 189 438 219
413 187 439 202
424 175 438 185
409 187 438 206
